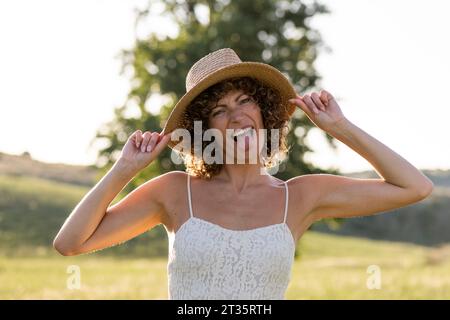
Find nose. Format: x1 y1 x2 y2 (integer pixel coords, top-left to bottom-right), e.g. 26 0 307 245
230 105 245 123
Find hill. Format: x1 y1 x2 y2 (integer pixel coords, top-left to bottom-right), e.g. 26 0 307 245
0 172 166 257
0 151 449 257
313 169 450 246
0 151 98 187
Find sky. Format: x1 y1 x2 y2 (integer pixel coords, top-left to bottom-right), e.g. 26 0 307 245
0 0 448 174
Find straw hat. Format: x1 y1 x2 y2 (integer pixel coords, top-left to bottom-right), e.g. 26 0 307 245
161 48 298 149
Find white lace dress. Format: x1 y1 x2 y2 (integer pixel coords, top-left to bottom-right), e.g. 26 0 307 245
167 174 296 300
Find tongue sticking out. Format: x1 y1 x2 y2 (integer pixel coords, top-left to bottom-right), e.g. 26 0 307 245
244 135 250 148
233 132 252 149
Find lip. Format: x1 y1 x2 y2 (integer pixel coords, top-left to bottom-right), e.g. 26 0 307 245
229 124 254 132
230 125 256 137
229 125 256 142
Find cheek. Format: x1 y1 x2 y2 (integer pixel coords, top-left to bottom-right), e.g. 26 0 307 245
207 119 227 142
208 117 226 130
251 105 264 126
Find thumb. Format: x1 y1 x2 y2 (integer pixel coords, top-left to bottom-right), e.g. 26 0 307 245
289 96 314 116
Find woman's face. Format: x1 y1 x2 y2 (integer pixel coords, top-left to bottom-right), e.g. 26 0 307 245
208 89 265 162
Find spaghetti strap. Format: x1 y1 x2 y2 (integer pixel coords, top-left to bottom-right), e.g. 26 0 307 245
283 181 289 224
187 174 194 218
168 175 296 300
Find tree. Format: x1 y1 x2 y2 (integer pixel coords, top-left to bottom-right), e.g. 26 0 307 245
91 0 340 191
87 0 345 257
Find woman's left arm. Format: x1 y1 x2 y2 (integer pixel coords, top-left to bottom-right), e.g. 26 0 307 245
288 90 434 221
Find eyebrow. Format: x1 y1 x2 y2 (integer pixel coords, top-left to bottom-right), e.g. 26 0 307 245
214 93 247 108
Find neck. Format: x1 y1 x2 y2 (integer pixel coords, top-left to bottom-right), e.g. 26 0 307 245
215 162 270 194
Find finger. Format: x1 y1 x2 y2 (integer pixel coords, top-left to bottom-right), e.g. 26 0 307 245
158 131 172 144
151 132 171 155
311 92 326 111
289 96 316 116
302 94 320 115
138 130 145 149
155 129 164 145
146 132 160 153
133 130 143 148
140 131 152 152
322 89 335 103
319 90 329 106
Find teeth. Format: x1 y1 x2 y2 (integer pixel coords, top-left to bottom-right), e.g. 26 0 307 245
233 127 253 138
231 127 254 142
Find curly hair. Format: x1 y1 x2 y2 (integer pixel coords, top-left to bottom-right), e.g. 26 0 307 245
177 76 291 179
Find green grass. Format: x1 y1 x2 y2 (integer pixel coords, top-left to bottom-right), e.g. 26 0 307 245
1 172 449 299
288 232 450 299
1 231 450 299
0 173 167 257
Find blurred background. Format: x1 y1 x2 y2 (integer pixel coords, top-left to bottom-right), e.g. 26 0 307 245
0 0 449 299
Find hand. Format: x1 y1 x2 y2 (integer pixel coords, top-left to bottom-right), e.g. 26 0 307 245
289 89 346 131
118 130 171 173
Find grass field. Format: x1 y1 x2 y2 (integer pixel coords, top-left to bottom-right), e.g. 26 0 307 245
1 170 449 299
1 231 450 299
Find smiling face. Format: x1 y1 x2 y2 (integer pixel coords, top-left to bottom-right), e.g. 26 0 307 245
208 89 265 161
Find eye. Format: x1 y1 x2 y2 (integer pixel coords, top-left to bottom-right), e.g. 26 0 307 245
212 109 224 117
241 97 252 103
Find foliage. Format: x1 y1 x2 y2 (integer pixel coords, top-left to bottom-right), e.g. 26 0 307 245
91 0 339 197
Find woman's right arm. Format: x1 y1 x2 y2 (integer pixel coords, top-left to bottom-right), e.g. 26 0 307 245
53 129 172 256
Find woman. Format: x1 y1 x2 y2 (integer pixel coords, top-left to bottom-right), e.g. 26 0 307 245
53 48 434 300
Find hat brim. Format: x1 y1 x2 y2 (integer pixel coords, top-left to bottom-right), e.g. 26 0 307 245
162 62 298 149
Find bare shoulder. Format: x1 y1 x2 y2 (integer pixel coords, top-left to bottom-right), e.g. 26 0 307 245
285 174 324 221
153 170 187 185
121 170 187 226
285 173 349 213
285 174 322 205
138 170 186 195
146 170 187 202
146 170 188 226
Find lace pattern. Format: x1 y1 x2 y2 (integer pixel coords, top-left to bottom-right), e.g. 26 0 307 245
166 174 296 300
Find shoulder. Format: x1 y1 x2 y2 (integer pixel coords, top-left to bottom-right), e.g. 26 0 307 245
158 170 188 182
285 174 326 213
149 170 188 195
285 174 319 190
285 173 355 215
139 170 188 212
139 170 188 228
286 173 345 195
286 173 331 189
